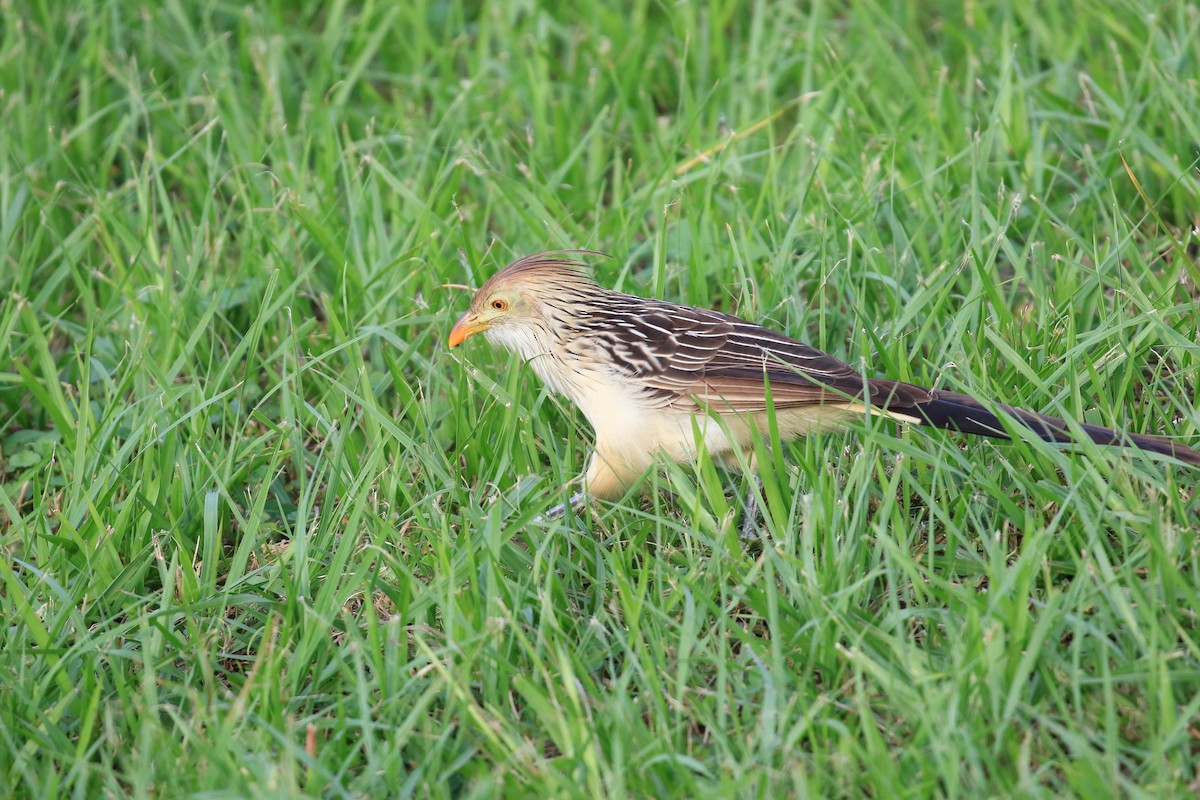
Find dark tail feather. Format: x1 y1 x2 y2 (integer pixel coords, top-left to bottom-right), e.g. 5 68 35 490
895 387 1200 467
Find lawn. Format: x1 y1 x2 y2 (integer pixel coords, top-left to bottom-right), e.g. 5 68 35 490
2 0 1199 797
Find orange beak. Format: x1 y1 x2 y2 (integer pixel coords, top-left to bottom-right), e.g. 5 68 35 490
448 311 487 348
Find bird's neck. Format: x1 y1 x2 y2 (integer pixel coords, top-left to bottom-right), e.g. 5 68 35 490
485 321 596 402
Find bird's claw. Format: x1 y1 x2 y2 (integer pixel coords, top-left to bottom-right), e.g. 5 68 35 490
740 478 765 541
535 492 588 523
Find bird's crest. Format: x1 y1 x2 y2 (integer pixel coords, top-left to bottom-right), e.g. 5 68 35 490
479 250 609 295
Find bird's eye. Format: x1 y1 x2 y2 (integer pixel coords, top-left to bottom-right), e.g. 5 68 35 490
491 298 508 311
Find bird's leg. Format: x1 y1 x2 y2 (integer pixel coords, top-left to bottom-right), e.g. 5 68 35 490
536 492 588 522
734 446 765 541
740 475 765 541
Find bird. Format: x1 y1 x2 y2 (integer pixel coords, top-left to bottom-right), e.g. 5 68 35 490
448 250 1200 510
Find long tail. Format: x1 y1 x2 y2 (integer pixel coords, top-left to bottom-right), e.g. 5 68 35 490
882 384 1200 467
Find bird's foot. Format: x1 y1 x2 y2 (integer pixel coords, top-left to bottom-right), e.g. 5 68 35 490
536 492 588 523
740 478 765 541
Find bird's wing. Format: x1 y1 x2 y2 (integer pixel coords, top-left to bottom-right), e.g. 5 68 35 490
601 300 931 414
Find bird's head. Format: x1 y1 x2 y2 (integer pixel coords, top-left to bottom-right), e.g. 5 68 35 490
447 251 607 349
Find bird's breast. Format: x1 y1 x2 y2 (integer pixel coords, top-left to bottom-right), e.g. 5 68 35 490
569 370 755 464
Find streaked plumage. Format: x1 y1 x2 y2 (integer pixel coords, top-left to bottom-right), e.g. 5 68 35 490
449 251 1200 498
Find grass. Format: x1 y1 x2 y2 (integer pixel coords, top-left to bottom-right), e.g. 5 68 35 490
2 0 1199 796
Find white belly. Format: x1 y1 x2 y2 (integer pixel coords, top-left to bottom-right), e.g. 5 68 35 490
578 377 863 462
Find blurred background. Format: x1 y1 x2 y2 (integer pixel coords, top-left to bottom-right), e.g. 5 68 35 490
2 1 1198 796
